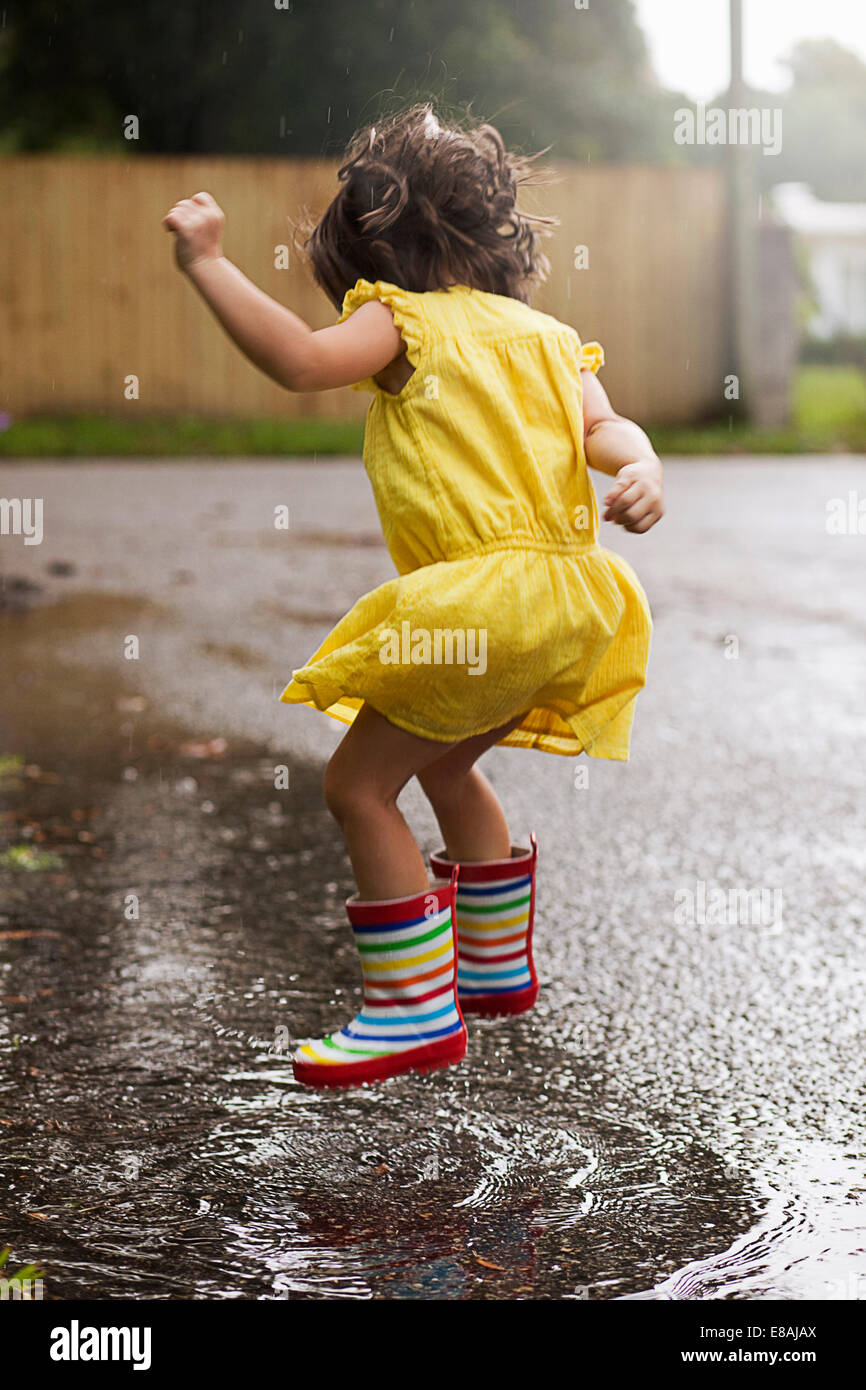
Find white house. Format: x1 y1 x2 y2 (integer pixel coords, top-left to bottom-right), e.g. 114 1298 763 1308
772 182 866 338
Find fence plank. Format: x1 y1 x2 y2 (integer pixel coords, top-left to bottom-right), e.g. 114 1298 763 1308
0 156 726 424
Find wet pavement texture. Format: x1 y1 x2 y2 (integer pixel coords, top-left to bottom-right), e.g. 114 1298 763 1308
1 456 865 1301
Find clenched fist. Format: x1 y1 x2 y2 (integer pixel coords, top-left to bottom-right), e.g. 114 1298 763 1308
603 458 664 533
162 191 225 272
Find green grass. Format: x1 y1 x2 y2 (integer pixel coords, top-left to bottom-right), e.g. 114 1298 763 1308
0 415 366 458
649 366 866 455
794 365 866 433
1 367 864 458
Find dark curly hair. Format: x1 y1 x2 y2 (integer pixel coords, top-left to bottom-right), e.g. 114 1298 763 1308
305 104 555 309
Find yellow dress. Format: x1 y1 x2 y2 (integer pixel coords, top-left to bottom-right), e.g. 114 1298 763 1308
279 279 652 758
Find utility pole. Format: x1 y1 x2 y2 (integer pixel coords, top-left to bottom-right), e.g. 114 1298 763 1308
726 0 756 420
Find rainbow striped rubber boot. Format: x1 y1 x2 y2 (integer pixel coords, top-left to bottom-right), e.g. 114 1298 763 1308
429 835 539 1017
292 868 467 1089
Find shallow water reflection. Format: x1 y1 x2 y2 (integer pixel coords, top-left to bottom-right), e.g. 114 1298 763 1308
8 631 866 1303
0 654 767 1299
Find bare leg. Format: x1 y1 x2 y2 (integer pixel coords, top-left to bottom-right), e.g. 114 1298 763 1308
417 714 525 861
323 705 522 900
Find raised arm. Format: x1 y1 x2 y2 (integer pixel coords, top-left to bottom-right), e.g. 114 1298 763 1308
581 367 664 534
162 192 403 392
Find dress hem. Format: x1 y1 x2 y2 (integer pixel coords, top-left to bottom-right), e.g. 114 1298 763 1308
279 681 632 762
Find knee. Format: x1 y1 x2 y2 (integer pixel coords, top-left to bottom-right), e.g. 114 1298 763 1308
323 756 388 825
322 757 357 824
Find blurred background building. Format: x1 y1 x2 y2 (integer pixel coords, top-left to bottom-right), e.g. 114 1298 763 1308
774 184 866 339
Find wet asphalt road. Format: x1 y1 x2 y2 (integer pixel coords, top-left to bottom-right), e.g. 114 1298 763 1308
1 455 865 1301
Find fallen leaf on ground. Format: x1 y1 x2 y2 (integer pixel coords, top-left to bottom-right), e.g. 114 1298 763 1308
1 846 65 872
0 930 63 940
179 737 229 758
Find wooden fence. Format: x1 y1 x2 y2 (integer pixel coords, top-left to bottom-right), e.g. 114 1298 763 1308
0 157 729 424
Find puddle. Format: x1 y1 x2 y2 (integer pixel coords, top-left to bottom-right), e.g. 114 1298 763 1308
0 592 764 1299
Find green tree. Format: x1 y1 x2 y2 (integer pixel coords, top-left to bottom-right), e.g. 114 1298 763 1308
661 38 866 203
0 0 668 160
771 39 866 201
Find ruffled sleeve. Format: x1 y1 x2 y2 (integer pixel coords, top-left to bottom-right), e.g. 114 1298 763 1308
578 340 604 374
338 279 426 393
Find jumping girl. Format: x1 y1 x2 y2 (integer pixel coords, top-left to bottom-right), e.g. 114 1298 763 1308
163 105 663 1090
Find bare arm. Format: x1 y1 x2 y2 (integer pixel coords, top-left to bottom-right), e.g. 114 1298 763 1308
162 192 403 392
581 367 664 534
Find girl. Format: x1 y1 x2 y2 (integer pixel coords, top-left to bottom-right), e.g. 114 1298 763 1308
163 105 663 1091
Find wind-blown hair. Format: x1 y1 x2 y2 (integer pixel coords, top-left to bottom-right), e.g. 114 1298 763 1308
305 104 555 309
